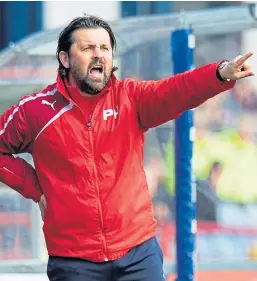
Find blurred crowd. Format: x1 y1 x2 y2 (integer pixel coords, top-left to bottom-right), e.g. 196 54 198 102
143 79 257 262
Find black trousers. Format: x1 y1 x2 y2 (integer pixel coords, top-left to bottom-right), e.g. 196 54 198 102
47 237 165 281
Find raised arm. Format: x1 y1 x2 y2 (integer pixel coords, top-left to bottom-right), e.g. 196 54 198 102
0 97 42 202
129 53 253 130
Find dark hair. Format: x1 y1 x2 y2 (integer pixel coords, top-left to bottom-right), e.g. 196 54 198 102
56 14 117 78
212 161 222 169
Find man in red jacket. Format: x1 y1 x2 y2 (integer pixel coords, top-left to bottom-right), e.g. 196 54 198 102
0 14 253 281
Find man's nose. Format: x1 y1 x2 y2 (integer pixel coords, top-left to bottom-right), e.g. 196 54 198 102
92 47 103 58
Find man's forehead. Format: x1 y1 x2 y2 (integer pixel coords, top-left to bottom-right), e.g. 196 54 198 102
72 28 111 44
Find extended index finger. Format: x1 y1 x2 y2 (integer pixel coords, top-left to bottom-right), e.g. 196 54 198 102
236 52 253 66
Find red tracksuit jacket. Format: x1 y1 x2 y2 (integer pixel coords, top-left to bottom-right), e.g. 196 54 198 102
0 63 235 262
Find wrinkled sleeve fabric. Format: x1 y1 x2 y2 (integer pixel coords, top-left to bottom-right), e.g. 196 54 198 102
0 97 42 202
128 62 235 130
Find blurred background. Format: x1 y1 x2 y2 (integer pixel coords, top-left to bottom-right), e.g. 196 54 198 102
0 1 257 281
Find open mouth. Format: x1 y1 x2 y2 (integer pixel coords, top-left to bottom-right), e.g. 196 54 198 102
90 65 103 74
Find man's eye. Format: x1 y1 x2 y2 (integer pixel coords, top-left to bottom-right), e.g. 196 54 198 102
83 46 93 51
101 46 109 51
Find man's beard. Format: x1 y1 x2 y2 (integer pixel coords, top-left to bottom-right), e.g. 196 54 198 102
70 58 112 96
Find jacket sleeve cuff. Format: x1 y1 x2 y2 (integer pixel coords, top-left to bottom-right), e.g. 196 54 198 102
203 62 236 98
31 189 43 203
23 174 43 202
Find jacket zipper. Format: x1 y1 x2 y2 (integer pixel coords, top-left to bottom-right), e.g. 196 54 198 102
87 115 108 262
71 100 108 261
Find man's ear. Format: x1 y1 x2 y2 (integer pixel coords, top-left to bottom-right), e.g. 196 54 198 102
59 51 70 69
